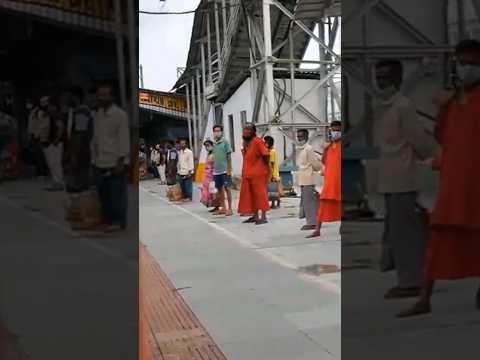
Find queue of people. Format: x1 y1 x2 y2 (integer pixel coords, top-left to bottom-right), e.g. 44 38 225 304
25 83 130 233
150 120 342 233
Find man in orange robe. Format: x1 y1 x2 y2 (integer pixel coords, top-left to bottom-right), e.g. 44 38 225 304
307 121 342 238
398 39 480 317
238 123 271 225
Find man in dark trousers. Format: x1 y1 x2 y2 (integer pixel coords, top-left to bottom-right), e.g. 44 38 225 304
91 83 130 232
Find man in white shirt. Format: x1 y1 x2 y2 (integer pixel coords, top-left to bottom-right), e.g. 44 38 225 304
91 84 130 232
370 59 434 299
296 129 323 230
177 138 194 202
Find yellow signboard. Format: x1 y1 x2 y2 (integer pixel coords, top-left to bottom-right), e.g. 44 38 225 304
139 91 187 113
18 0 113 20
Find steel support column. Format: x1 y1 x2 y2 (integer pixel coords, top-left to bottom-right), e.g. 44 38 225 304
185 85 193 151
196 69 203 140
207 13 213 84
222 0 228 42
114 0 127 109
289 27 296 124
191 77 198 155
262 0 276 121
214 1 223 74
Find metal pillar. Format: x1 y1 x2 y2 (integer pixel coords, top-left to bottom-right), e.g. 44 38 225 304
319 23 328 122
457 0 467 39
214 1 223 74
127 0 138 128
262 0 276 121
289 27 295 124
207 13 213 84
113 0 127 109
196 69 203 141
222 0 228 42
201 40 207 102
248 16 258 117
191 78 198 155
185 85 193 152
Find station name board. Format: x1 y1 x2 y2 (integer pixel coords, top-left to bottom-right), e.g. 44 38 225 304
139 91 186 113
17 0 113 20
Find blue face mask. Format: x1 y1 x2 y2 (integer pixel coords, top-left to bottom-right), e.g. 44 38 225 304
330 131 341 141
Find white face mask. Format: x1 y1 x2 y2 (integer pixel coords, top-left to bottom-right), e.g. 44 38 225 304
375 84 397 100
297 139 307 146
330 131 341 141
457 64 480 85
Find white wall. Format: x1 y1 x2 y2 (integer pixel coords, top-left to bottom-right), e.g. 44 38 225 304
199 77 330 177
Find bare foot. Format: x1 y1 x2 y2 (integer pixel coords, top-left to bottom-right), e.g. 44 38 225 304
396 301 431 318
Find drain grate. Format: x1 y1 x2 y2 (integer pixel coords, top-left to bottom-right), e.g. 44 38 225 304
298 264 340 276
342 241 372 247
342 258 373 271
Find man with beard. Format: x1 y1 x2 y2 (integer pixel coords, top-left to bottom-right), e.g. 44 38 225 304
238 123 271 225
91 83 130 232
296 128 322 230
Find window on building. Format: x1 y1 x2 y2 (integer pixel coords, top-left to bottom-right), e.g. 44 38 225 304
228 114 235 152
214 104 223 127
240 110 247 128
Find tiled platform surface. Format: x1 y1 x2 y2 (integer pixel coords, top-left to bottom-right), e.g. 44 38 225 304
141 244 227 360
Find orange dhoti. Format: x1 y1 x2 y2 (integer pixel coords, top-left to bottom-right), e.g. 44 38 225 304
238 176 270 214
424 87 480 282
426 227 480 280
317 142 341 224
318 199 342 222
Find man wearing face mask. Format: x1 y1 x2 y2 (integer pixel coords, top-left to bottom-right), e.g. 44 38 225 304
238 123 271 225
370 59 433 300
398 39 480 317
296 129 322 231
211 124 233 216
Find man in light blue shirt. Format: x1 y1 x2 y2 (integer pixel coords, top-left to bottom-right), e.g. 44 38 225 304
212 124 233 216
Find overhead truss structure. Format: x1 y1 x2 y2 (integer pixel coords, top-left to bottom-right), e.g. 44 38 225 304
174 0 341 160
342 0 480 145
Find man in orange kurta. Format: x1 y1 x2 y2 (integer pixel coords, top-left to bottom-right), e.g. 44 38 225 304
307 121 342 238
398 39 480 317
238 123 271 225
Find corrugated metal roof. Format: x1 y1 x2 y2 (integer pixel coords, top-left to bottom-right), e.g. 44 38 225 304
0 0 120 35
174 0 340 102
